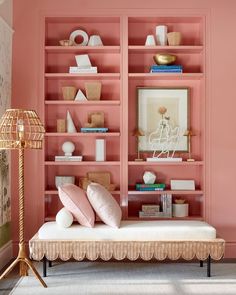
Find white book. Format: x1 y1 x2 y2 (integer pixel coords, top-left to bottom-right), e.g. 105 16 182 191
146 157 183 162
69 67 98 74
170 180 195 190
55 156 83 162
139 211 160 218
142 205 160 213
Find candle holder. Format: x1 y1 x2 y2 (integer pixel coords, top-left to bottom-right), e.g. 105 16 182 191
184 129 196 162
133 128 144 161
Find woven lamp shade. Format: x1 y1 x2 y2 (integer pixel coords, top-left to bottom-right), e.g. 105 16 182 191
0 109 45 150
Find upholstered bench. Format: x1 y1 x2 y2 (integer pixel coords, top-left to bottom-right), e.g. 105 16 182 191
29 220 225 277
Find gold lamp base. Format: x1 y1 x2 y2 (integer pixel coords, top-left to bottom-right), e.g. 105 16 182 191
0 109 47 288
0 243 47 288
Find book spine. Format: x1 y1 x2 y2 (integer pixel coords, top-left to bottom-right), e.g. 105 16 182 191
136 184 165 188
151 65 183 69
136 188 165 191
142 205 160 210
150 70 183 73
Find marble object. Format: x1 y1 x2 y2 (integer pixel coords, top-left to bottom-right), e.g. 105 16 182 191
143 171 156 184
88 35 103 46
69 29 89 46
145 35 156 46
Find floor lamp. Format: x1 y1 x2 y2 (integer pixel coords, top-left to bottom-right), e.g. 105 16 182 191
0 109 47 288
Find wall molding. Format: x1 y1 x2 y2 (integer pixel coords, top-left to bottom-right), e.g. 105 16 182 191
0 240 12 270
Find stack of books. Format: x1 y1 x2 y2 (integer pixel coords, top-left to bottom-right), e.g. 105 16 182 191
80 127 108 133
150 65 183 73
69 66 98 74
135 183 166 191
55 156 83 162
139 204 160 218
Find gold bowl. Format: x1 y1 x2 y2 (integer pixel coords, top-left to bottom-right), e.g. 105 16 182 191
153 54 176 65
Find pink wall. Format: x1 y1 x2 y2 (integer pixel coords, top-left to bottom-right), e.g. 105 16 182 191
12 0 236 257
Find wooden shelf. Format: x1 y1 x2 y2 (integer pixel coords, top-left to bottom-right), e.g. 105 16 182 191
128 216 204 221
128 161 204 166
45 190 120 195
45 132 120 137
128 45 203 53
44 161 120 166
128 73 204 80
45 100 120 105
45 46 120 53
128 190 204 195
45 73 120 80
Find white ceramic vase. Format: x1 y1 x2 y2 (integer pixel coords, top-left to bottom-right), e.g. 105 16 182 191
143 171 156 184
155 25 168 45
172 203 189 217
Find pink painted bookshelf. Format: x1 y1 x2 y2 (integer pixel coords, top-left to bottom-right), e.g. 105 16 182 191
43 15 205 222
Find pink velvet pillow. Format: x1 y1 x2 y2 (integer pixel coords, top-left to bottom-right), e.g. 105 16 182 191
87 183 122 228
58 184 95 227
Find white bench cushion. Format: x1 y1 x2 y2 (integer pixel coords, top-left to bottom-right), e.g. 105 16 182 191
38 220 216 241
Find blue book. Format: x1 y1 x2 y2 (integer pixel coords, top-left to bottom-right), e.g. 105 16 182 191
136 187 165 191
150 69 183 73
81 128 109 133
151 65 183 69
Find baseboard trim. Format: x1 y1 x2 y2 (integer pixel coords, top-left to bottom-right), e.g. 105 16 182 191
0 240 13 270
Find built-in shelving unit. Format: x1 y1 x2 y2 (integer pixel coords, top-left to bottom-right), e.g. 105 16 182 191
42 15 205 222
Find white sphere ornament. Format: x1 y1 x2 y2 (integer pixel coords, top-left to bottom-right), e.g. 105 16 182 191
62 141 75 156
143 171 156 184
56 208 73 228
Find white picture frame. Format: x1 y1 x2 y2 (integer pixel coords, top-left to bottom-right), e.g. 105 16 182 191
137 87 189 152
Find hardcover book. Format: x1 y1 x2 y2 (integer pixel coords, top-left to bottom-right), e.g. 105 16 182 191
80 127 109 133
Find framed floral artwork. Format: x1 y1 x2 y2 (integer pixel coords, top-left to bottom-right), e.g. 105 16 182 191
137 87 190 153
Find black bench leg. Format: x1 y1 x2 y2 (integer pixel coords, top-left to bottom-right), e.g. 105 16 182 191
43 257 47 277
200 260 203 267
207 255 211 277
49 261 52 268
